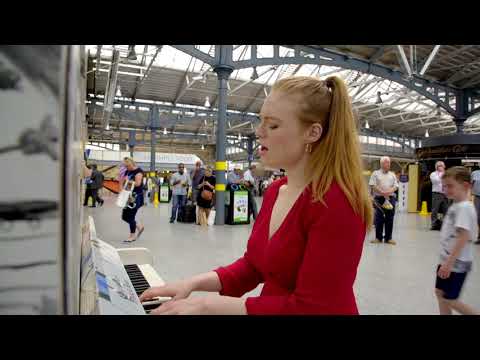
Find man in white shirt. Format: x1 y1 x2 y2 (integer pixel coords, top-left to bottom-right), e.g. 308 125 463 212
243 165 258 221
369 156 399 245
169 163 191 223
430 161 448 231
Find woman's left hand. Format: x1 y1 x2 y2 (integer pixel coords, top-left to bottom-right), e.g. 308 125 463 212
150 295 246 315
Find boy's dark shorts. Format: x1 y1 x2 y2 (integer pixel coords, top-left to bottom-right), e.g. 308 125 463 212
435 265 468 300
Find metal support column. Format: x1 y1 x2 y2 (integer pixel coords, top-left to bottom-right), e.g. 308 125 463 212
247 135 254 167
128 130 136 158
213 46 234 225
150 105 160 171
454 90 469 134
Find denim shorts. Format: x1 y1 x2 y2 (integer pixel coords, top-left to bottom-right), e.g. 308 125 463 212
435 265 468 300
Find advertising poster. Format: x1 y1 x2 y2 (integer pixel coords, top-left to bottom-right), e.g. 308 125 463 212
398 174 409 212
233 191 249 223
160 185 170 202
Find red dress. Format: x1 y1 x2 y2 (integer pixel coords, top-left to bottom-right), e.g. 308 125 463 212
214 176 366 315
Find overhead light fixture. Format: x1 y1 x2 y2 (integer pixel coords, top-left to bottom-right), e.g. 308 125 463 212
425 129 429 138
201 144 205 150
251 67 259 80
204 119 207 126
116 86 122 97
238 133 242 140
204 96 210 108
105 123 110 131
163 127 167 135
127 45 137 61
365 120 370 129
192 73 203 81
376 91 383 104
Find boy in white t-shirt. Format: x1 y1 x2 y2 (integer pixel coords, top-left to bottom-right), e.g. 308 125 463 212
435 166 478 315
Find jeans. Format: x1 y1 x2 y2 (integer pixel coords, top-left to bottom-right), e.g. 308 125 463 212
171 194 187 221
84 188 95 206
192 188 200 205
248 189 258 220
431 192 448 228
374 195 396 241
121 193 144 234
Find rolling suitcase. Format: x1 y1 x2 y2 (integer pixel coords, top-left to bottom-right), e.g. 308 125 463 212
178 203 196 223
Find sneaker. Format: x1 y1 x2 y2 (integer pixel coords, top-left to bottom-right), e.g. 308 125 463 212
370 239 382 244
386 240 397 245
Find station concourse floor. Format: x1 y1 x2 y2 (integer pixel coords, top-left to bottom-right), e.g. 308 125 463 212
87 194 480 315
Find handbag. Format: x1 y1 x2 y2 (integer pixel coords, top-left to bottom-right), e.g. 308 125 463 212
200 176 213 201
116 180 135 208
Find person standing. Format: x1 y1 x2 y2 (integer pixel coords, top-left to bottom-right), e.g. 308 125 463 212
121 157 145 243
243 164 258 221
369 156 399 245
190 160 205 206
170 163 190 223
430 161 447 230
196 166 216 226
470 166 480 244
435 166 478 315
227 167 243 185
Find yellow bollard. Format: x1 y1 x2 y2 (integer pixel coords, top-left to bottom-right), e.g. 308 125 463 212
154 191 159 208
419 201 430 216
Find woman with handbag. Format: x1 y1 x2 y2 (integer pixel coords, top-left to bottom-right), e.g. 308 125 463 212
121 157 145 242
196 166 215 226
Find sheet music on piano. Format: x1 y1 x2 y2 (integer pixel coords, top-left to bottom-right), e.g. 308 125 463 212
80 217 146 315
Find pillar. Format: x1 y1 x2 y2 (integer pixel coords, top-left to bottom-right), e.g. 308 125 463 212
213 46 234 225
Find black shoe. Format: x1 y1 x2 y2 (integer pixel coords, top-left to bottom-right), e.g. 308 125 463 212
474 240 480 245
169 219 175 223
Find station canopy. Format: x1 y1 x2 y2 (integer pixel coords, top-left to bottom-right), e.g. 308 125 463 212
85 45 480 139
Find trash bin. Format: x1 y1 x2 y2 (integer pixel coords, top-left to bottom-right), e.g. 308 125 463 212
226 184 250 225
159 184 170 203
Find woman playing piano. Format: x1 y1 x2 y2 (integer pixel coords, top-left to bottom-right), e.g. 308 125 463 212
140 76 373 315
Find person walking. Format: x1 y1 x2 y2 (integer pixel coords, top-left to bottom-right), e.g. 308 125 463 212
91 164 104 207
121 157 145 243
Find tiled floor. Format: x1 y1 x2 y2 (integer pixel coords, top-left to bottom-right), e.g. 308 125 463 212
88 193 480 315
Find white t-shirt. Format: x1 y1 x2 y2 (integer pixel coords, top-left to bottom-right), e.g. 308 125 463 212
171 172 190 196
430 171 444 194
243 170 255 186
471 170 480 196
439 200 477 272
369 170 398 196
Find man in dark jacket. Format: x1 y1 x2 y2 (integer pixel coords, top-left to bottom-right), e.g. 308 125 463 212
90 164 104 207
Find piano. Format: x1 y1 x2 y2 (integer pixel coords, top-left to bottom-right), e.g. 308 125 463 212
80 216 171 315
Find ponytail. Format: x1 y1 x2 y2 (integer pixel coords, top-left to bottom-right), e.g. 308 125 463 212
272 75 373 228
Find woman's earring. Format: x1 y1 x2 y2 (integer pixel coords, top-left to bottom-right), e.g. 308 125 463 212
305 143 312 153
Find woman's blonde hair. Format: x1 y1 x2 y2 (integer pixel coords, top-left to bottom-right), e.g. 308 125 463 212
123 157 136 167
272 76 373 227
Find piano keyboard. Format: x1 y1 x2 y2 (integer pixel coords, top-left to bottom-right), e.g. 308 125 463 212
124 264 171 313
